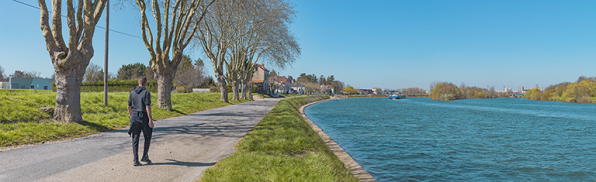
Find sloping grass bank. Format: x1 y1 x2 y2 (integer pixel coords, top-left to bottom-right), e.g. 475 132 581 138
200 95 358 182
0 89 250 147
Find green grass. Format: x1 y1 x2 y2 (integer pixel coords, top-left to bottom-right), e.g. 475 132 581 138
279 94 300 98
200 95 359 182
0 89 251 147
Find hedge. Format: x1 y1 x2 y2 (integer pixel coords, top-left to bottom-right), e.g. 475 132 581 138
52 79 160 93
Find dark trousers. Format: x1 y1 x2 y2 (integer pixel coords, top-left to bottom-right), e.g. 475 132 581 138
129 111 152 162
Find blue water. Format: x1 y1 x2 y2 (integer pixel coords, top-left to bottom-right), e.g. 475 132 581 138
305 97 596 181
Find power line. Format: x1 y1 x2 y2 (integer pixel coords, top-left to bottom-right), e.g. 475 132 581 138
12 0 141 39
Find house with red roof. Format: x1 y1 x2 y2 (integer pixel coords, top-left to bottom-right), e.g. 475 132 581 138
252 63 270 94
270 75 291 94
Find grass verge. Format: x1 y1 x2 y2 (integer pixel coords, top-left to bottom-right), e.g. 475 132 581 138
0 89 250 147
200 95 359 182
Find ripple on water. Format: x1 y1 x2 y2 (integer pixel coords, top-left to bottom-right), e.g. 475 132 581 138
305 97 596 181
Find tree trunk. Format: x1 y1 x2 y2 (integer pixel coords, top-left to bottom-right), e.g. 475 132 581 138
217 73 228 102
247 83 253 100
156 73 174 110
241 82 247 100
38 0 106 123
231 79 240 101
53 64 85 123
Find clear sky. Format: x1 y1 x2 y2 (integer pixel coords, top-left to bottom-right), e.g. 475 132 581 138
1 0 595 91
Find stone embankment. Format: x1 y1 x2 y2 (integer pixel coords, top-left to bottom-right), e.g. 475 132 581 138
300 98 377 182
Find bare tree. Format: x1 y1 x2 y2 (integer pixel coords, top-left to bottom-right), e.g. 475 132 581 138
244 0 299 99
145 63 154 80
193 58 207 87
195 0 237 102
9 70 41 78
136 0 214 110
196 0 299 101
84 62 104 82
173 56 195 92
0 65 5 81
227 0 297 100
305 82 320 95
332 80 344 94
37 0 107 122
460 82 467 99
269 70 278 94
174 55 206 89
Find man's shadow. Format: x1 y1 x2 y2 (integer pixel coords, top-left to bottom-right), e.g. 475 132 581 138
145 159 216 167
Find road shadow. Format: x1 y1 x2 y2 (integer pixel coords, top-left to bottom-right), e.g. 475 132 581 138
79 120 110 132
153 123 254 138
171 109 187 115
147 159 216 167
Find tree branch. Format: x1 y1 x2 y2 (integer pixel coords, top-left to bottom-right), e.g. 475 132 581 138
137 0 156 59
152 0 163 57
51 0 68 52
76 0 84 45
38 0 60 63
66 0 78 49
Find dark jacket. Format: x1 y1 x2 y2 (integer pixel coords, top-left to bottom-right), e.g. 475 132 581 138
128 86 151 112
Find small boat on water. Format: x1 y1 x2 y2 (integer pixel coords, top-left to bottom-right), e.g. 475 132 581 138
389 93 406 99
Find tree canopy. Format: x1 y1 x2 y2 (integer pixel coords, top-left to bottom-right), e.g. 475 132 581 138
525 76 596 103
117 63 146 80
430 82 498 101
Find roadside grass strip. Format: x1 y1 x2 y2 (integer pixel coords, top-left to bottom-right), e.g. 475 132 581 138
201 95 359 182
0 89 250 147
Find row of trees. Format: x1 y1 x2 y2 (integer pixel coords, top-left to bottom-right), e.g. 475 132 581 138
83 57 211 92
524 76 596 103
295 73 344 94
430 82 502 101
195 0 300 102
294 73 336 86
37 0 299 122
402 87 428 97
0 65 45 81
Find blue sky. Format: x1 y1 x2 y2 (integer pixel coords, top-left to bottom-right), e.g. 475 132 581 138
1 0 595 91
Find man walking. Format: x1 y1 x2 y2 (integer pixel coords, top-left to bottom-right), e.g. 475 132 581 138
127 77 154 166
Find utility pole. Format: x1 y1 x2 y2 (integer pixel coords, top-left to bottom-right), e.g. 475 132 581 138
103 0 109 106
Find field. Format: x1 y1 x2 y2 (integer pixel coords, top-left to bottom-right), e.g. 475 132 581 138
0 89 250 147
200 95 358 182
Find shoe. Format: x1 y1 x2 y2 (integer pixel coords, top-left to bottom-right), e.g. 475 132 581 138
141 156 152 163
134 160 141 166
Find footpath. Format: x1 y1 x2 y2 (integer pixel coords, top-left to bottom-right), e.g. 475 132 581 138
0 98 281 181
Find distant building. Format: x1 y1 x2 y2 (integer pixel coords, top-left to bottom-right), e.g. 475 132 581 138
269 75 292 94
359 89 374 95
320 84 333 94
252 63 270 94
518 86 525 94
10 77 53 90
501 87 513 93
278 76 291 94
290 83 304 94
291 86 304 94
1 82 9 89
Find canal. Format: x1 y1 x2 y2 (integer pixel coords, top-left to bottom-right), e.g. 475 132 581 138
305 97 596 181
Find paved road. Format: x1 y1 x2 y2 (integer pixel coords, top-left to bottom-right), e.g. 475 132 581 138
0 98 280 182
